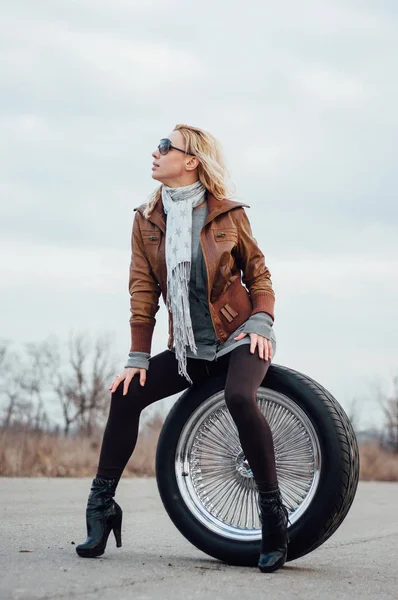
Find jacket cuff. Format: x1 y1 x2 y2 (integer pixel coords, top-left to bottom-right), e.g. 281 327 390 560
242 312 274 339
130 322 155 354
125 351 150 370
251 292 275 320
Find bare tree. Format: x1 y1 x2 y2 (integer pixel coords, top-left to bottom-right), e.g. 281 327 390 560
0 342 6 367
1 333 116 436
0 341 34 428
21 342 53 431
346 397 361 433
48 332 116 435
378 376 398 453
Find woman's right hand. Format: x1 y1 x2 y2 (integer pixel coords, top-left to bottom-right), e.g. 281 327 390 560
109 367 147 396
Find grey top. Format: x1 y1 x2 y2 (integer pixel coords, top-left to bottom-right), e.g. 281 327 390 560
126 202 276 370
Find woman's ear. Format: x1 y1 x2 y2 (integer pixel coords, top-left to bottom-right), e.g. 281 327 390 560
185 156 200 171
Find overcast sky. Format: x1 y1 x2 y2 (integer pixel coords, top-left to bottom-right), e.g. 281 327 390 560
1 1 397 428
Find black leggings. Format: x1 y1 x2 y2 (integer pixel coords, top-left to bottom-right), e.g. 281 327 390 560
97 344 278 491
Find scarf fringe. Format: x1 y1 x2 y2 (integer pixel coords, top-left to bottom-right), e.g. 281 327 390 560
166 262 197 383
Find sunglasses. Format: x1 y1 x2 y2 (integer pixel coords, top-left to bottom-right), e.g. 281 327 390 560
157 138 196 156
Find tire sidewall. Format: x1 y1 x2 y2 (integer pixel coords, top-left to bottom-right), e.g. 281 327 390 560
156 365 354 565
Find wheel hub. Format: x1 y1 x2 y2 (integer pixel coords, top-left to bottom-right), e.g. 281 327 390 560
235 451 253 478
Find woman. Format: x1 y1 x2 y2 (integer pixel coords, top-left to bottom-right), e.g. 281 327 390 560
76 124 289 573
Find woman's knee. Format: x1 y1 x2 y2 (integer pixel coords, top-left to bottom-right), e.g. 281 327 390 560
110 377 146 411
224 387 254 414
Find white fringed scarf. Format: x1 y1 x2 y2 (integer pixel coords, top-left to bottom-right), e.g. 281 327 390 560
162 180 207 383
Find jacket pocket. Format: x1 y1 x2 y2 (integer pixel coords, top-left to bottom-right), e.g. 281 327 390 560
213 276 252 333
213 228 238 243
141 229 160 245
220 303 238 323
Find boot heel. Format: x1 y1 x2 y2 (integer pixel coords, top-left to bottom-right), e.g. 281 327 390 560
257 488 289 573
113 515 122 548
76 476 122 558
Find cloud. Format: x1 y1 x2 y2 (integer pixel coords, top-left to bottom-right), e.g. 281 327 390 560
294 66 365 105
1 0 397 427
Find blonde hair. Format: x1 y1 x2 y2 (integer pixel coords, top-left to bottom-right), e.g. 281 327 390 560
143 123 234 219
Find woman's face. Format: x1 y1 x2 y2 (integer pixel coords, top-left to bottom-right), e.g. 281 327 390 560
151 130 196 186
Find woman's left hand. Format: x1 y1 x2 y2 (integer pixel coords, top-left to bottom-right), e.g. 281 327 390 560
233 332 273 361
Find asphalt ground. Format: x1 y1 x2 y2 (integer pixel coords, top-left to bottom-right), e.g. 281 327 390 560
0 478 397 600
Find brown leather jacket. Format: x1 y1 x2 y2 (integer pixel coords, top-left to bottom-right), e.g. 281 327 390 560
129 191 275 353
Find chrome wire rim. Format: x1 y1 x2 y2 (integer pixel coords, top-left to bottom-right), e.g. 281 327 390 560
175 387 321 541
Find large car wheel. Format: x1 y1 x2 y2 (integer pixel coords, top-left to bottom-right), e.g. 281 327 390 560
155 363 359 566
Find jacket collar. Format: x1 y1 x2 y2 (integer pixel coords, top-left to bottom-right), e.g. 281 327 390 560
134 190 250 234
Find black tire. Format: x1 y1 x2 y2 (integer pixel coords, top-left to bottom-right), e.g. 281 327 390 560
155 364 359 566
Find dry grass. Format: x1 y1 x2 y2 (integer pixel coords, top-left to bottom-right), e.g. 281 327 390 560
0 416 164 478
358 441 398 481
1 427 398 481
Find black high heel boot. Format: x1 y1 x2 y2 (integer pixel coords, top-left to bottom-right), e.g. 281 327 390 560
76 476 123 558
257 488 289 573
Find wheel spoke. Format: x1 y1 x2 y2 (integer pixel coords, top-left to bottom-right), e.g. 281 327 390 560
176 388 321 541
